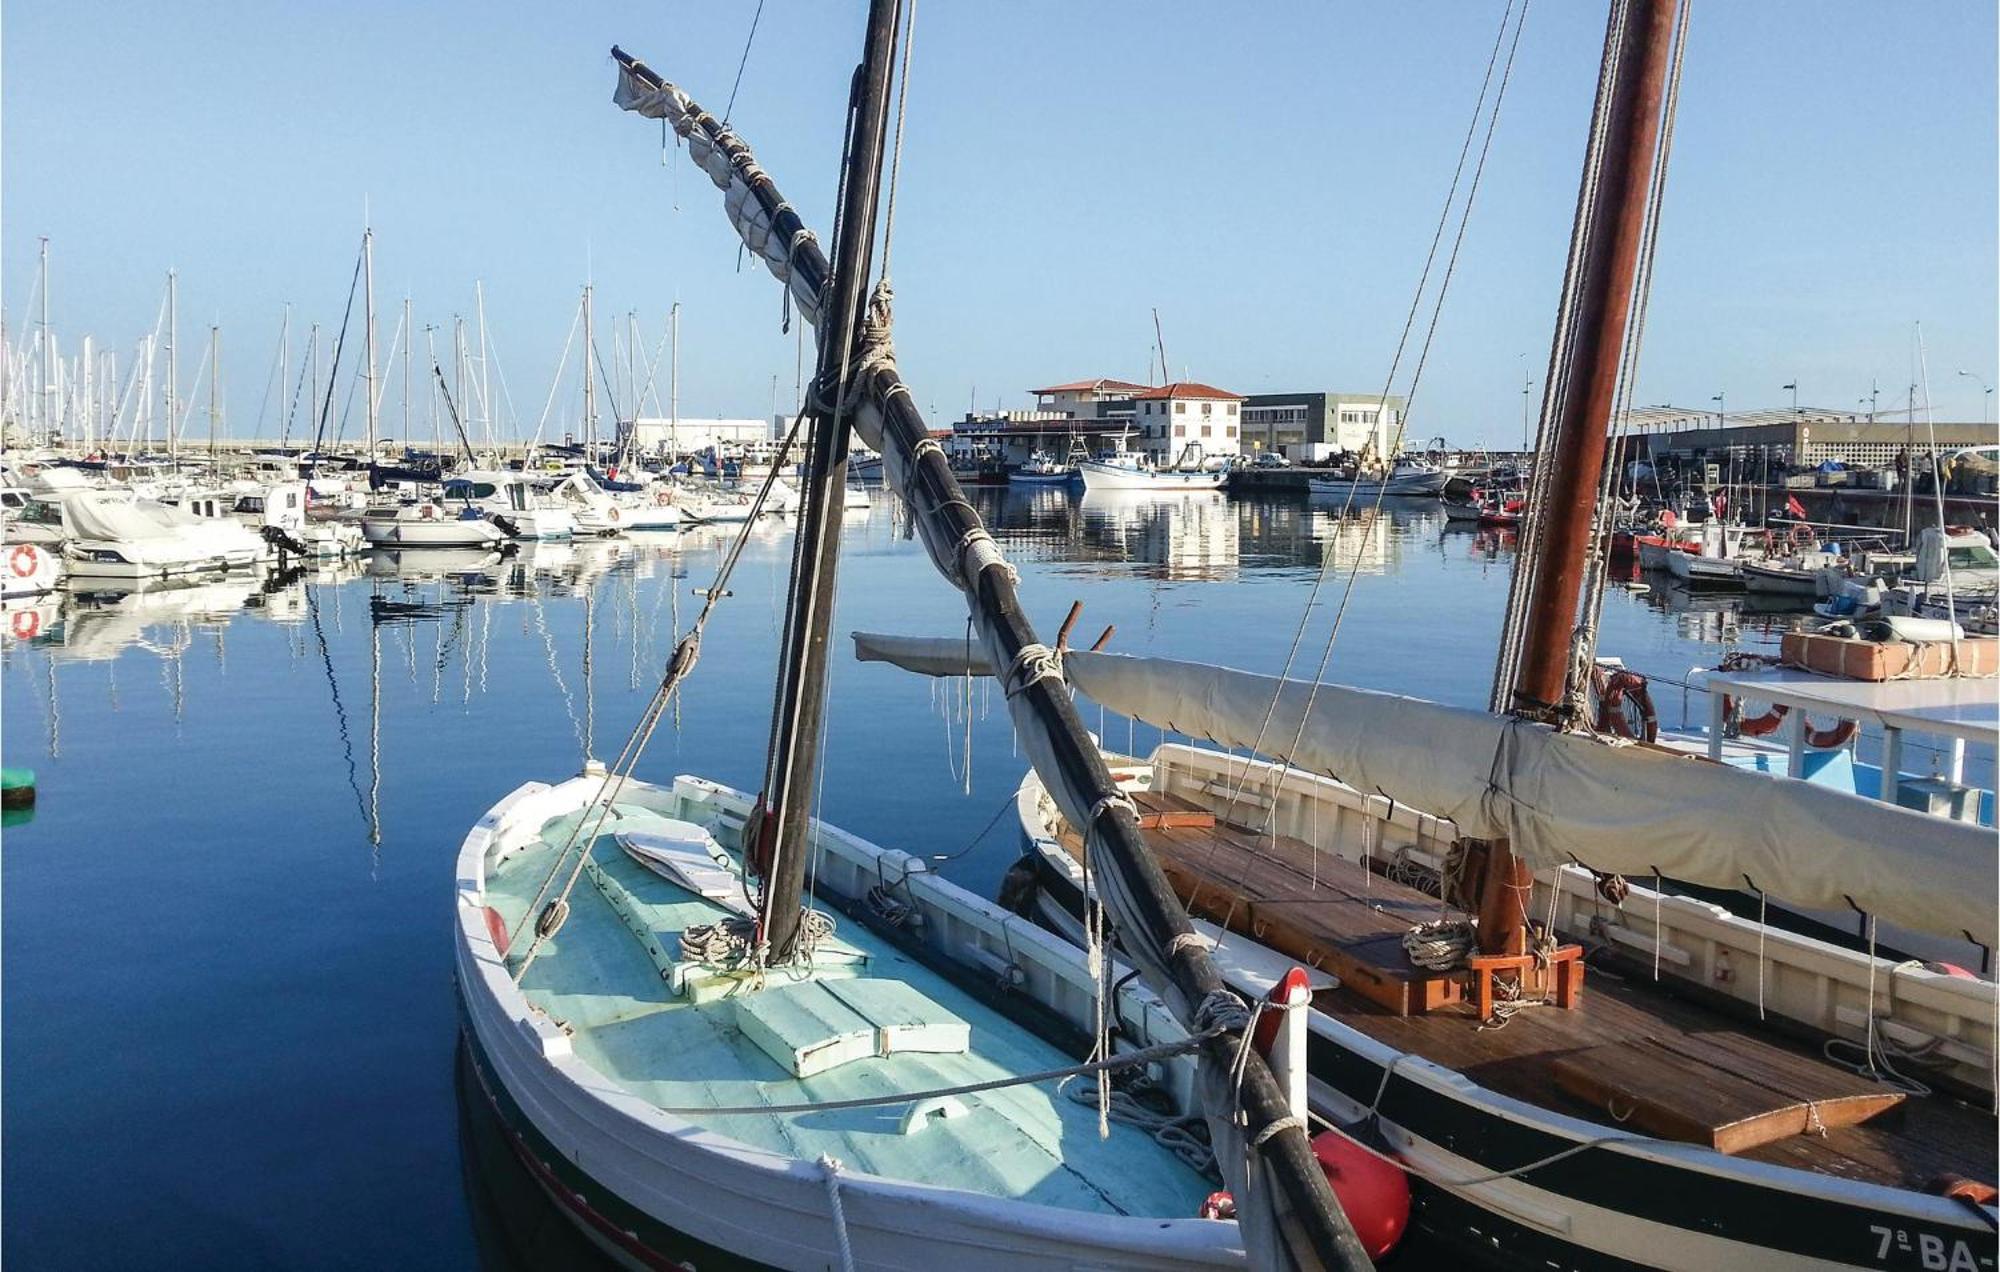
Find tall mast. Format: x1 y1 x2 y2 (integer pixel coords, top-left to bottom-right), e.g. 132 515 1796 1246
627 310 639 457
278 306 290 452
475 281 491 448
208 325 221 453
1480 0 1680 970
1507 0 1679 716
750 0 898 962
402 297 413 439
38 237 53 441
582 284 596 453
309 324 320 453
669 301 680 456
165 268 178 460
80 336 93 452
363 226 378 458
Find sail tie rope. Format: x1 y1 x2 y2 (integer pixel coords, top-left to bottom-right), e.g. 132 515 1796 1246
1002 643 1063 699
816 1155 857 1272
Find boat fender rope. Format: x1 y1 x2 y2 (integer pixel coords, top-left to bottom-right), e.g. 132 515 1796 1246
1087 791 1138 827
817 1155 857 1272
910 437 944 465
1251 1114 1303 1147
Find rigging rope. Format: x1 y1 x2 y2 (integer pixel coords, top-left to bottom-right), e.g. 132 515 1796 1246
721 0 768 123
1569 0 1691 716
1215 0 1529 832
508 405 815 979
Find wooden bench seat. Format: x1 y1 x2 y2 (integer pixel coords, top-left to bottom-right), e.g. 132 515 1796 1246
1551 1032 1906 1154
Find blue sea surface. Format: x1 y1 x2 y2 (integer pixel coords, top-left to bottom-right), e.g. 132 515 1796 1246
2 489 1986 1268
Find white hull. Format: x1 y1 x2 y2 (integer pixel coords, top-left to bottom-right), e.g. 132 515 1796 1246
1306 472 1448 499
1665 548 1744 585
1740 561 1819 596
1010 748 1998 1271
63 543 258 579
455 774 1246 1271
361 513 506 549
1076 461 1226 492
1 543 63 597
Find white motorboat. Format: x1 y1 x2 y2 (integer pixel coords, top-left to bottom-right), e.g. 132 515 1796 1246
613 481 685 532
173 482 366 559
60 491 265 580
444 474 579 540
359 500 508 549
544 471 628 536
1306 456 1449 499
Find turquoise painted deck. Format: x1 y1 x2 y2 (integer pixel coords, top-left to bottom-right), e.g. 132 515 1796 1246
486 801 1214 1219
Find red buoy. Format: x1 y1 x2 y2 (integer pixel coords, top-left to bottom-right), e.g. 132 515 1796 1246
1311 1129 1410 1260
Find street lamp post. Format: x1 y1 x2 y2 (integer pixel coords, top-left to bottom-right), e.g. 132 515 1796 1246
1711 390 1725 429
1957 370 1992 425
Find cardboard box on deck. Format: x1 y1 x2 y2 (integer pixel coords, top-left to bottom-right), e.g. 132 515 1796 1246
1780 631 1999 681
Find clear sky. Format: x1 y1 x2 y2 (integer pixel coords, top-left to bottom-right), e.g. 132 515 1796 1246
6 1 1996 446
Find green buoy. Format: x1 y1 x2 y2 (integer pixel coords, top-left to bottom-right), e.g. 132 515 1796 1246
1 766 36 810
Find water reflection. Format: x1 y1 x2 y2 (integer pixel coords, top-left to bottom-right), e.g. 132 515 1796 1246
970 487 1439 580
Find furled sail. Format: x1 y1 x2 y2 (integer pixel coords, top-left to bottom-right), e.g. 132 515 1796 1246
850 634 1995 946
614 49 1369 1269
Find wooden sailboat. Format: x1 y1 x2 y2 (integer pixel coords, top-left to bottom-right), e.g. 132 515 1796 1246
847 2 2000 1267
455 10 1373 1269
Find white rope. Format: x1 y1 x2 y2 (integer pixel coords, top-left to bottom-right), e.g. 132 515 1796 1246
1403 919 1477 971
1062 1082 1215 1175
1002 642 1063 699
817 1155 857 1272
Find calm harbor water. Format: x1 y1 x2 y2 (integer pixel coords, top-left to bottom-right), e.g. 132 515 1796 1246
0 488 1978 1269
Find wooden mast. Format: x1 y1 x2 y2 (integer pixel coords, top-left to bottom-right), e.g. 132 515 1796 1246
751 0 901 963
1474 0 1681 960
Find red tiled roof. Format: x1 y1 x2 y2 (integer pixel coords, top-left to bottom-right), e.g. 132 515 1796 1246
1029 378 1151 396
1131 381 1244 401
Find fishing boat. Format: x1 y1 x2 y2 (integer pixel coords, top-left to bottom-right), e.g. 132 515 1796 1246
846 2 2000 1264
1306 455 1449 500
451 27 1384 1269
1009 450 1076 486
1663 520 1754 586
1077 438 1228 493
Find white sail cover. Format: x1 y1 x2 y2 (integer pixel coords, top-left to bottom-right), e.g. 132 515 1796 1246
850 634 1996 945
1063 652 1995 945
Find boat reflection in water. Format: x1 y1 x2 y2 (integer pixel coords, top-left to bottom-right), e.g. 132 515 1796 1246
973 486 1437 582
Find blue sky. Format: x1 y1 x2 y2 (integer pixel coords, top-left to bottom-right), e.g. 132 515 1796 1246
6 1 1995 445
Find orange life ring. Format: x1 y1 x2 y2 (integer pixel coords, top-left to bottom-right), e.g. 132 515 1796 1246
1721 697 1856 748
10 609 39 639
8 545 36 578
1592 667 1659 742
420 504 437 520
608 506 620 522
654 489 673 507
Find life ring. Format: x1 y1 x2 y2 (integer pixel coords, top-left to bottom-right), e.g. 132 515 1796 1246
1591 666 1659 742
654 489 673 507
607 506 620 523
10 609 39 639
420 504 437 520
1720 697 1857 748
8 545 37 578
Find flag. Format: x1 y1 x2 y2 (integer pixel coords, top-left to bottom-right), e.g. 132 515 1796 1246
1786 494 1807 520
1711 492 1728 519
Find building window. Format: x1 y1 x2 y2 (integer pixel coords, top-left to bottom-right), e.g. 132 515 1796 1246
1226 425 1237 438
1227 403 1238 416
1201 424 1212 438
1175 425 1185 438
1175 402 1186 414
1201 402 1212 417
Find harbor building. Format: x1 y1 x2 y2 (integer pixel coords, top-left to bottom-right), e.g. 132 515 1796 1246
1130 382 1247 461
1239 391 1408 461
627 416 775 456
1632 411 1991 469
1028 378 1149 422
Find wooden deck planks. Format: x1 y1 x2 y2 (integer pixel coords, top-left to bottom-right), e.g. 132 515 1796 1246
1047 794 1995 1191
